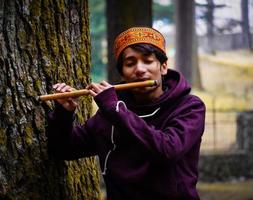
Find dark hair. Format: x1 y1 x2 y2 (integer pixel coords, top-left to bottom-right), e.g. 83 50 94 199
116 43 168 75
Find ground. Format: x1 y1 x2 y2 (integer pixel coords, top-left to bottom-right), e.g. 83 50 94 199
198 180 253 200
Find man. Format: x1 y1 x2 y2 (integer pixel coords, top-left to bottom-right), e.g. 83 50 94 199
48 27 206 200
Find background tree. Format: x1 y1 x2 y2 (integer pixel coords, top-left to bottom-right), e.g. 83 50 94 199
201 0 215 55
241 0 252 51
0 0 100 199
153 0 174 23
106 0 152 83
175 0 202 89
89 0 107 82
196 0 226 54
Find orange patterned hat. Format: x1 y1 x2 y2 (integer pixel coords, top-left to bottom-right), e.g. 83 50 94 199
113 27 166 60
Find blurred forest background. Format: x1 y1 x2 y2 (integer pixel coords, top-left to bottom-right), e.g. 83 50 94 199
88 0 253 199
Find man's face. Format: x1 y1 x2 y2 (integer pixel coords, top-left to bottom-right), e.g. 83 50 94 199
121 47 167 97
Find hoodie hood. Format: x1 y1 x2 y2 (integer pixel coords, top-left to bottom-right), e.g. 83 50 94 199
117 69 191 114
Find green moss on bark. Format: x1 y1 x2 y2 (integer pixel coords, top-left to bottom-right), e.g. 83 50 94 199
0 0 100 199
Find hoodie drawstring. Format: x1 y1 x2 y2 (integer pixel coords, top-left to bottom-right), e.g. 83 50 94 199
102 101 126 175
101 101 160 175
138 107 160 118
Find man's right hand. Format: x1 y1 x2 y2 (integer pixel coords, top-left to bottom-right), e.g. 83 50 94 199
53 83 78 112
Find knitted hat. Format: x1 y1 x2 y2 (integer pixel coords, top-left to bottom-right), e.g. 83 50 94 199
113 27 166 60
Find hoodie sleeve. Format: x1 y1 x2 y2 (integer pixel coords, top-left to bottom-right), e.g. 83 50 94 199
95 87 206 162
47 103 97 160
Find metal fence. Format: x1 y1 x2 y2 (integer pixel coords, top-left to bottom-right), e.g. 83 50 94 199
201 109 238 153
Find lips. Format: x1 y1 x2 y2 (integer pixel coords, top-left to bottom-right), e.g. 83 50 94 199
131 78 151 82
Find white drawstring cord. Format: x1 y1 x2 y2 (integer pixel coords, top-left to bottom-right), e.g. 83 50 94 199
101 126 115 175
101 101 160 175
139 107 160 118
116 101 126 112
102 101 126 175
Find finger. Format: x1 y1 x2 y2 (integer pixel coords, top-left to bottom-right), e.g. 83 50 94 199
88 89 97 97
53 83 66 92
90 83 103 93
62 100 78 112
69 101 78 109
67 98 78 105
86 83 94 90
96 83 108 90
53 83 66 90
100 81 113 89
58 83 68 92
61 85 73 93
53 83 60 89
100 80 110 86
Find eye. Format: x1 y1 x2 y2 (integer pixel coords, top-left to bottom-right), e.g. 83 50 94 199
123 62 133 67
142 54 155 64
124 59 136 67
144 59 154 64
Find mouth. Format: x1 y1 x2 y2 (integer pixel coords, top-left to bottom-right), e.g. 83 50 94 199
131 78 151 83
131 79 160 86
126 79 160 88
127 80 159 93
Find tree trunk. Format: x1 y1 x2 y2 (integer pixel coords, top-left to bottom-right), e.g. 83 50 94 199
106 0 152 84
241 0 252 51
206 0 215 55
0 0 100 199
175 0 202 89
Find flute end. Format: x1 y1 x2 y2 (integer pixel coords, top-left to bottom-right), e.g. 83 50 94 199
36 96 46 103
35 96 41 102
154 80 159 86
35 95 48 103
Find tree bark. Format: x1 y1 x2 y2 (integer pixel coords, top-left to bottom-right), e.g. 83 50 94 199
175 0 202 89
0 0 100 199
106 0 152 84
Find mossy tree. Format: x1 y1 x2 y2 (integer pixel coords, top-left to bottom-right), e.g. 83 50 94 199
0 0 100 199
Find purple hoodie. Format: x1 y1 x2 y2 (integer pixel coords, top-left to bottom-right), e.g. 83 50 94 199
47 69 206 200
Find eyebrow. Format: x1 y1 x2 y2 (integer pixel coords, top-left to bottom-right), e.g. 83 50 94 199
123 55 136 60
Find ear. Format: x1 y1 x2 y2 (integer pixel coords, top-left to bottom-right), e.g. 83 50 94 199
160 62 167 75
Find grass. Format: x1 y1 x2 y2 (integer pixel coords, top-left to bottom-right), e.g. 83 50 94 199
193 89 249 111
198 180 253 200
199 50 253 70
197 49 253 111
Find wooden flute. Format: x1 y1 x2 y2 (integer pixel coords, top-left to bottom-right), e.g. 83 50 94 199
38 80 158 101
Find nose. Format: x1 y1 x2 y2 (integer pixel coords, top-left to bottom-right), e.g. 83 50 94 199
135 61 146 75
